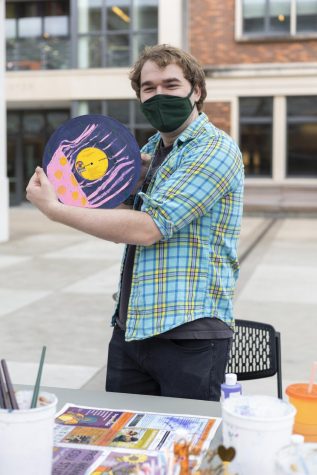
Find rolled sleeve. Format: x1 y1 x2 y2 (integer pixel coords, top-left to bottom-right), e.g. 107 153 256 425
139 135 243 240
138 192 175 240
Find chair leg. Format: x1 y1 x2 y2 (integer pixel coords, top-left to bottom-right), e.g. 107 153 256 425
276 332 283 399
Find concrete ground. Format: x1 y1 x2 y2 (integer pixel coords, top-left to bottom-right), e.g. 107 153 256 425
0 206 316 399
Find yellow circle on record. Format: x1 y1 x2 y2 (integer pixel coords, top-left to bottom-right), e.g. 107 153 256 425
75 147 109 181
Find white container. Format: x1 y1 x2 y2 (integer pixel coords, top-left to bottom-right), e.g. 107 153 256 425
222 395 296 475
0 390 57 475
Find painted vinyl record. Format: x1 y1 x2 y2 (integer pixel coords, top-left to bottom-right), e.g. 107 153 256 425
43 114 141 209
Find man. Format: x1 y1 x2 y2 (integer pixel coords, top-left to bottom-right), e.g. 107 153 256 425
26 44 244 401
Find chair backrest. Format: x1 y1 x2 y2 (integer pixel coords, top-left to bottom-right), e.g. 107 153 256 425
226 318 282 398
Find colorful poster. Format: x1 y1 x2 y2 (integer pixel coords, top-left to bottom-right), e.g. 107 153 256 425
53 403 221 474
52 446 104 475
91 450 168 475
56 407 131 429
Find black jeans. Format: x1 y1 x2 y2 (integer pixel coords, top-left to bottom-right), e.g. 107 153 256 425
106 326 232 401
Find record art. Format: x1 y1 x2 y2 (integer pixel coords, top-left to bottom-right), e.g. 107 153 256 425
43 115 141 209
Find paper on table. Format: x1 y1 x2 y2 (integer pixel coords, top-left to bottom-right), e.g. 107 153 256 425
52 402 222 474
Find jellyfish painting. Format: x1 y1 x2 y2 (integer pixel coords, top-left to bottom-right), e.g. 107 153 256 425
43 115 141 209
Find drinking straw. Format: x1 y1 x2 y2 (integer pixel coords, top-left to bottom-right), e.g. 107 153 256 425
308 361 317 393
1 360 19 409
0 365 11 409
30 346 46 409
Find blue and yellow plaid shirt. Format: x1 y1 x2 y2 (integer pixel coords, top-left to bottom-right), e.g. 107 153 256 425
116 113 244 341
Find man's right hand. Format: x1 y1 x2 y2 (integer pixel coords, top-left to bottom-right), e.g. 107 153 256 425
117 153 152 208
133 153 152 194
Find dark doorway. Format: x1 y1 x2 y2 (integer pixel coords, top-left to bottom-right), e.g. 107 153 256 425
7 109 70 205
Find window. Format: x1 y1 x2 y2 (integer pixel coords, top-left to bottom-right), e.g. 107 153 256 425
76 100 154 147
241 0 317 37
77 0 158 68
5 1 71 71
287 97 317 177
239 97 273 177
297 0 317 33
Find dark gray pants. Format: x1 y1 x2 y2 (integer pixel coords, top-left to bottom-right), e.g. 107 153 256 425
106 326 232 401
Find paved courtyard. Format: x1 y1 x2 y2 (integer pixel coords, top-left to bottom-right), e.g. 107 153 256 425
0 206 316 398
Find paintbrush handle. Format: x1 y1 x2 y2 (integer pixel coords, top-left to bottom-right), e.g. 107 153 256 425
0 367 5 409
31 346 46 409
0 366 11 409
1 360 19 410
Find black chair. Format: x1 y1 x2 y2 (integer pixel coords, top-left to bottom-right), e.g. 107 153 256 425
226 319 283 399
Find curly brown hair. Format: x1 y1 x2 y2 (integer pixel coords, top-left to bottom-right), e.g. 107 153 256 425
129 44 207 112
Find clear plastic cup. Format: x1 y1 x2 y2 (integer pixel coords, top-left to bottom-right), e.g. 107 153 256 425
275 440 317 474
222 395 296 475
286 383 317 442
0 390 57 474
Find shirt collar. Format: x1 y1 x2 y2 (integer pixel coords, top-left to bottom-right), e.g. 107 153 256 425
176 112 213 145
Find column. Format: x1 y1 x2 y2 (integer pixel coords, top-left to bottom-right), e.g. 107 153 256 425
273 96 287 182
159 0 183 47
0 0 9 242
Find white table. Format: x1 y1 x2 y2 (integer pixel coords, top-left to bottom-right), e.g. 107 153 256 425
19 386 222 445
49 387 221 415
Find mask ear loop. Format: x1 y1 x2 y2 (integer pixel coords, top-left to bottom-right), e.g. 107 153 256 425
187 85 197 111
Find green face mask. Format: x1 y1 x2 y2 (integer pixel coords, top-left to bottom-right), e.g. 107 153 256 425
140 86 195 133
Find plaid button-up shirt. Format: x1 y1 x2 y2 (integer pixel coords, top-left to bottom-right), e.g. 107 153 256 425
115 113 244 341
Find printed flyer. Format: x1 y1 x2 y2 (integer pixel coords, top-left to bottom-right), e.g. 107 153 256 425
53 403 221 474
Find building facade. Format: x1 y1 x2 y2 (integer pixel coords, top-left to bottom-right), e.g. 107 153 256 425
5 0 317 209
190 0 317 211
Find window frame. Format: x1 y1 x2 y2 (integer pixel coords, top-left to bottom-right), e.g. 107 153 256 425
5 0 71 70
5 1 71 40
236 0 317 40
286 96 317 178
239 96 274 178
75 0 158 68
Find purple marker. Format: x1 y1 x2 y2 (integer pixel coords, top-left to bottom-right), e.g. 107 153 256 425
221 373 242 401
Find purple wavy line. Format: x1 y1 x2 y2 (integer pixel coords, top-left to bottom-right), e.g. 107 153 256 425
100 132 112 142
87 161 134 200
105 161 134 187
103 139 117 151
61 124 98 152
116 155 130 163
89 166 134 204
112 145 127 158
89 177 133 207
79 158 132 189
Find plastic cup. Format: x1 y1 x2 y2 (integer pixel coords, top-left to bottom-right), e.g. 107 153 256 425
275 440 317 474
222 395 296 475
0 390 57 474
286 383 317 442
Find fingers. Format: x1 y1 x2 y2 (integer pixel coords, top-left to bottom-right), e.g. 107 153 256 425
26 171 40 189
35 167 49 185
141 153 151 163
140 154 151 179
26 168 46 201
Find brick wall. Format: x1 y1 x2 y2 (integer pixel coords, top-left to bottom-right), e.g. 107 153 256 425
189 0 317 65
203 102 231 134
